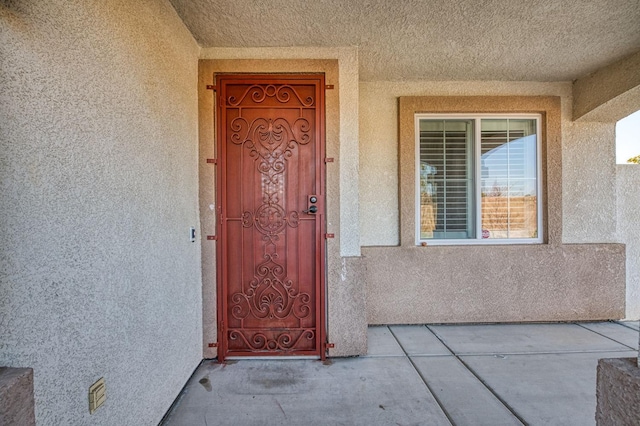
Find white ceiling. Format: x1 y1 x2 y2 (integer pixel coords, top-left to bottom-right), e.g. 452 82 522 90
169 0 640 82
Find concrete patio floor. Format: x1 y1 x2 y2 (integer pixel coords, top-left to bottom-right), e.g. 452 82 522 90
161 322 639 426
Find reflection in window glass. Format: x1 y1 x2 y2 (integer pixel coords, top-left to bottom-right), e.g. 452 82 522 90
419 120 474 239
480 119 537 239
417 115 540 244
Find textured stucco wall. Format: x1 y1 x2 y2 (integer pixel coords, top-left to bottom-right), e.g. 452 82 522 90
574 50 640 122
562 121 618 243
365 244 625 324
359 81 617 246
170 0 640 83
0 368 35 426
596 358 640 425
359 82 624 324
0 1 202 425
618 165 640 319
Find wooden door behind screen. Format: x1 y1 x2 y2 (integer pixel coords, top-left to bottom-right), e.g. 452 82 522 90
217 74 326 360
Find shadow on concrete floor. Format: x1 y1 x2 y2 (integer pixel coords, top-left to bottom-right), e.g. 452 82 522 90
162 322 639 426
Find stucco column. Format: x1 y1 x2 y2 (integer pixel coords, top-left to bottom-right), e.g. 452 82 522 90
0 368 35 426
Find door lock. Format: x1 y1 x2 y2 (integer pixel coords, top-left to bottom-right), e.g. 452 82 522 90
303 195 319 214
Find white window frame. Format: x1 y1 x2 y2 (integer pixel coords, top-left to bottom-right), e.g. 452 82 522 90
414 113 543 245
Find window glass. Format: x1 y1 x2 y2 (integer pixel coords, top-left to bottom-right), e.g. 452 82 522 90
480 119 537 239
419 120 474 239
417 115 540 244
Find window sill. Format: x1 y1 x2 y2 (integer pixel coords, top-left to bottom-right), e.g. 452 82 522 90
417 238 543 246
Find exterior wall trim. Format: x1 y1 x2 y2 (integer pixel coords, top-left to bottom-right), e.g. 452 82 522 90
399 96 563 247
361 95 626 325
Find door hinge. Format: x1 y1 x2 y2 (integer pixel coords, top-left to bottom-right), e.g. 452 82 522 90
207 235 218 240
206 85 217 91
324 158 334 163
206 158 217 164
208 342 218 348
323 342 335 352
325 85 334 90
325 233 335 239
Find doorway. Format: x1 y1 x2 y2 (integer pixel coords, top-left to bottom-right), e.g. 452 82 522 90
216 74 327 360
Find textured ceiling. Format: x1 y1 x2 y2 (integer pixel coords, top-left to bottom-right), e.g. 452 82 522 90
169 0 640 81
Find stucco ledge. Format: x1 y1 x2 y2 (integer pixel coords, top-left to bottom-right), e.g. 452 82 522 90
596 358 640 425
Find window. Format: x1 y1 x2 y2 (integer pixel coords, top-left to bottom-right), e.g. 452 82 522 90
416 114 542 244
616 110 640 164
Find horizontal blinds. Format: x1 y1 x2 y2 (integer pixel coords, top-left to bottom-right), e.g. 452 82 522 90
480 119 537 239
419 120 472 238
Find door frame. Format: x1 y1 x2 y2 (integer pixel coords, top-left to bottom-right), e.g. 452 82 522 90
214 73 327 361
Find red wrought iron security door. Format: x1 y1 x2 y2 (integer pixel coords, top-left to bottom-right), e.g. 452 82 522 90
216 75 326 360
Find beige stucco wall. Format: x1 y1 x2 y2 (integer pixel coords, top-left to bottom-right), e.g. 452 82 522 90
563 120 618 243
197 57 366 357
572 52 640 318
617 165 640 319
0 1 201 424
359 81 618 246
572 53 640 316
359 81 624 324
365 244 625 324
574 50 640 122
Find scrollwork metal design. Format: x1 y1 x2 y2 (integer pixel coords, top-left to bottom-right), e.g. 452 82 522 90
229 87 313 346
229 329 315 351
242 208 299 234
230 117 310 185
227 84 314 107
231 252 311 321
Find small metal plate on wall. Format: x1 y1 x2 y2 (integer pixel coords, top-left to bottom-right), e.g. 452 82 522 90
89 377 106 414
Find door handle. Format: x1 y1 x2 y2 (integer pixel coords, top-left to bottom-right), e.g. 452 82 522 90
303 195 319 214
303 205 318 214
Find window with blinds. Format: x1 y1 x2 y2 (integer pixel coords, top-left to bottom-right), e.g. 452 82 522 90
480 119 538 239
416 115 541 244
418 120 474 239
